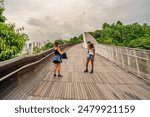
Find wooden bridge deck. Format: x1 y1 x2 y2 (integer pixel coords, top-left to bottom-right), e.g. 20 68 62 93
3 44 150 100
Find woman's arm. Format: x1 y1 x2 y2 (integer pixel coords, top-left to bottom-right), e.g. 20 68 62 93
93 48 95 58
57 47 63 55
87 49 89 54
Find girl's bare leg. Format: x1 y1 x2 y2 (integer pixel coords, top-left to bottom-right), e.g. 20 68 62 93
91 60 94 70
57 63 63 77
54 64 58 75
86 59 90 69
90 60 94 73
57 63 61 75
84 59 90 72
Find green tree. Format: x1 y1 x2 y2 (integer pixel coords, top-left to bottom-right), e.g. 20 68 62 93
91 21 150 50
116 21 123 26
0 0 28 61
33 46 41 54
128 37 150 49
0 0 5 22
41 42 53 51
102 22 111 29
55 39 65 45
68 34 83 44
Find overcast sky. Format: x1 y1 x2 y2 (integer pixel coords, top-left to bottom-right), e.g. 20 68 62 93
4 0 150 42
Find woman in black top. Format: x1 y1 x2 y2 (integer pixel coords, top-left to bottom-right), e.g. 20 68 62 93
53 42 63 77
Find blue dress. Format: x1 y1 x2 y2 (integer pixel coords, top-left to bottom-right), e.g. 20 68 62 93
53 49 62 64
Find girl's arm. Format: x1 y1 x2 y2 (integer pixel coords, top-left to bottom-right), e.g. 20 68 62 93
93 48 95 57
57 47 63 55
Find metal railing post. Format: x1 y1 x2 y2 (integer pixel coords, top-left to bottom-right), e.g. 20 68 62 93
134 50 140 77
146 53 150 74
115 47 118 65
127 49 131 71
120 48 124 68
103 44 150 81
95 43 150 82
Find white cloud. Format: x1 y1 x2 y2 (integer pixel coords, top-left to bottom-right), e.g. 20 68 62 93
3 0 150 41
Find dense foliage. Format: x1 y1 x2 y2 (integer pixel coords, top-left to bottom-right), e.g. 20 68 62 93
0 0 5 22
54 34 83 46
33 46 42 54
90 21 150 50
36 34 83 52
69 34 83 44
0 0 28 61
41 42 53 51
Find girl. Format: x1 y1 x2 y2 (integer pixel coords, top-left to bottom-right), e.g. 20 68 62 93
84 43 95 73
53 42 63 77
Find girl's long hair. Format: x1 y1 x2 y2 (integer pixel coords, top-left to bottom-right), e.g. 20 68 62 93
88 43 94 49
54 42 59 47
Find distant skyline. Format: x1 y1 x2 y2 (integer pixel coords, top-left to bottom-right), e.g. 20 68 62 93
4 0 150 41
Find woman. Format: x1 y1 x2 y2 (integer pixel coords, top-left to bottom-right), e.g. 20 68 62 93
53 42 63 77
84 43 95 73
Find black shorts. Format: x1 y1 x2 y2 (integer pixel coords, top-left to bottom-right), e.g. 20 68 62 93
53 60 62 64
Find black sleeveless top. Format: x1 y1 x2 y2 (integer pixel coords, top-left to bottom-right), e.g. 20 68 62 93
54 48 61 55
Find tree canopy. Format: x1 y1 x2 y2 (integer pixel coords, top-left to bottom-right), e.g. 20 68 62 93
90 21 150 50
32 34 83 54
41 34 83 51
0 0 5 22
0 0 28 61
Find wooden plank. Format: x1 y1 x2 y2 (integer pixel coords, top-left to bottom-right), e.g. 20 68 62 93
1 44 150 100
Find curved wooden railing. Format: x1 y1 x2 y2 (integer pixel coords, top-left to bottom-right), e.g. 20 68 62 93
0 44 74 98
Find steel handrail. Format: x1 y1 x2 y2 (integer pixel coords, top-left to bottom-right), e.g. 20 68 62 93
95 44 150 82
95 43 150 52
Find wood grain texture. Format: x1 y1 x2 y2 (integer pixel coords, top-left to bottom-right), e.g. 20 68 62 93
2 44 150 100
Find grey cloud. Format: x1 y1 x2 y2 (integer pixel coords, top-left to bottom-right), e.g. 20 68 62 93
102 0 150 23
27 18 47 27
4 0 150 41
